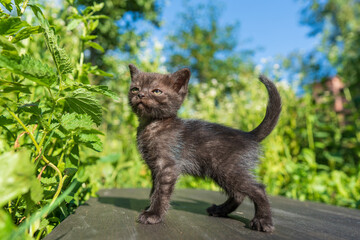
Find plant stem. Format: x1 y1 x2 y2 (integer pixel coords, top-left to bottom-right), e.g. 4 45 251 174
6 108 64 206
78 21 87 81
35 228 45 240
20 0 30 15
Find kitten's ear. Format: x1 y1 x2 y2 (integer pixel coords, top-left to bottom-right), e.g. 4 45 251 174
128 64 141 79
172 68 191 93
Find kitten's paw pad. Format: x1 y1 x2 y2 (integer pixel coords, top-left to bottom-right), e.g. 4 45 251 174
249 217 274 233
137 211 162 224
206 204 228 217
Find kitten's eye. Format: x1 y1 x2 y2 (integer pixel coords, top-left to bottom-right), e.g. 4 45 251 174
131 87 139 94
152 89 163 95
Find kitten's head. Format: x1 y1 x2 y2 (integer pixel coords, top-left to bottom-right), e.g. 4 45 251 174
128 64 191 119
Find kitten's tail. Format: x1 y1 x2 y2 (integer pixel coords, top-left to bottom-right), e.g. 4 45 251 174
250 75 282 142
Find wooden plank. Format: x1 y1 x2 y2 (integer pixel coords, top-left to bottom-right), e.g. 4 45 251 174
44 189 360 240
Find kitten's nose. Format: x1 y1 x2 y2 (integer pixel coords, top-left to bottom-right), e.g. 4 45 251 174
138 92 145 99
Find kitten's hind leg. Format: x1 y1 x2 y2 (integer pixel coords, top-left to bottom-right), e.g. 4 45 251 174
207 193 245 217
246 183 274 232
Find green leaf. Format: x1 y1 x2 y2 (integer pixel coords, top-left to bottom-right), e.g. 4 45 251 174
45 29 73 75
82 2 104 15
80 35 97 41
78 132 102 152
66 19 81 31
0 115 14 125
0 17 29 35
1 85 31 94
17 102 41 115
40 177 58 186
39 218 49 230
0 151 38 207
11 26 43 43
99 153 120 163
64 89 102 126
85 41 104 53
30 177 43 203
75 83 118 100
0 54 57 87
88 19 99 32
88 66 113 77
61 112 94 131
0 36 18 55
28 4 48 28
30 4 73 75
14 0 24 6
0 0 13 12
0 209 16 240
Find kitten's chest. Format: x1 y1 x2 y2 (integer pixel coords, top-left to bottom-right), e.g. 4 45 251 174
137 120 178 163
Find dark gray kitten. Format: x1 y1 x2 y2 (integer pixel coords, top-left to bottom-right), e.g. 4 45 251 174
128 64 281 232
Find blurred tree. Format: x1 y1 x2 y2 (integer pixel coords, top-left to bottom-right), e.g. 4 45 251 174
72 0 162 77
166 1 254 83
286 0 360 107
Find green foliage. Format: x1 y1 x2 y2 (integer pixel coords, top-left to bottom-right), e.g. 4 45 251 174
0 151 41 207
0 54 57 86
64 89 103 126
0 1 113 239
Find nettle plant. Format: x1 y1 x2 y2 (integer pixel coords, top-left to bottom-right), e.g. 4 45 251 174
0 1 116 238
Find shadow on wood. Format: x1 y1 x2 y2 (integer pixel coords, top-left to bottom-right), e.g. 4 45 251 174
44 188 360 240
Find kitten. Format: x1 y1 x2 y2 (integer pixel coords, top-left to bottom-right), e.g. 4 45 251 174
128 64 281 232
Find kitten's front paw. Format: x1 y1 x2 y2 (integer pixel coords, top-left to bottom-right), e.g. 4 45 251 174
249 217 274 233
137 211 162 224
206 204 228 217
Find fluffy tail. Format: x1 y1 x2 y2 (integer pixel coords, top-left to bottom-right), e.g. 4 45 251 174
250 75 282 142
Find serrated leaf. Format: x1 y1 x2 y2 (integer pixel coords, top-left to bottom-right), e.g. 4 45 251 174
30 4 73 75
0 54 57 87
11 26 43 43
64 90 102 125
40 176 57 186
61 112 94 131
85 41 104 53
0 17 29 35
45 30 73 75
76 84 118 100
78 132 102 152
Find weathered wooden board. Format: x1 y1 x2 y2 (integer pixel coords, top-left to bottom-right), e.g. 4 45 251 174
44 188 360 240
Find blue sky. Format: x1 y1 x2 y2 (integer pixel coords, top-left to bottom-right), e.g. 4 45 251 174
153 0 318 64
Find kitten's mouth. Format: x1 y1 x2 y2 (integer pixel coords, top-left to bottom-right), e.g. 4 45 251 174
136 102 147 109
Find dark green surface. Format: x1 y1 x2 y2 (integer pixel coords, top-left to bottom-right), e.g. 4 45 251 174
44 188 360 240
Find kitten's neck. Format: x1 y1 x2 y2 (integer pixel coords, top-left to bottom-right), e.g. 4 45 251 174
138 116 177 129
